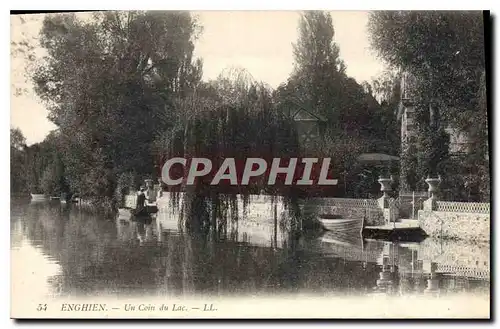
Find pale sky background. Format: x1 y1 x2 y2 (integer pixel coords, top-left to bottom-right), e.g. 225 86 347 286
10 11 386 146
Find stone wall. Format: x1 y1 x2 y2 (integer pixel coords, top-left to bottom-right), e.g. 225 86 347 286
416 237 490 280
127 193 286 225
301 197 385 226
124 193 385 226
418 209 490 242
398 192 427 219
124 194 137 208
237 194 287 225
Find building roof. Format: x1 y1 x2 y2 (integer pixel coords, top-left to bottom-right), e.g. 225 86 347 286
357 153 400 163
292 108 327 122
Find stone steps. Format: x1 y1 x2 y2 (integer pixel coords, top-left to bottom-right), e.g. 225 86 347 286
400 218 419 226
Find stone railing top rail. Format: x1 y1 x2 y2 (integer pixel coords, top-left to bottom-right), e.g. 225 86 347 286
125 193 383 209
435 201 490 214
305 198 380 208
436 264 490 280
399 192 429 198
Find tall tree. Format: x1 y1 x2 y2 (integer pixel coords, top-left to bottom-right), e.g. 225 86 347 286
291 11 346 126
368 11 485 128
273 11 393 198
368 11 488 200
32 11 203 203
157 67 305 233
366 70 402 155
288 11 387 142
11 15 38 97
10 128 28 194
10 127 26 150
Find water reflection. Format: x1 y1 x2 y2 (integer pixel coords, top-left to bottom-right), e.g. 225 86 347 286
10 199 489 300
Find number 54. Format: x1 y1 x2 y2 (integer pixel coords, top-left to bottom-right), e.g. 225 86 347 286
36 304 47 311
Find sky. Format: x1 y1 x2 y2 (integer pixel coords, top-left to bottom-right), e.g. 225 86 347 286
10 11 386 146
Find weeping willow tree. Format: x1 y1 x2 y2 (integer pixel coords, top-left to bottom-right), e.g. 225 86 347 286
155 68 303 234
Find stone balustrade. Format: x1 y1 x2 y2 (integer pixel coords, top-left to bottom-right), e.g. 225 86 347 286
435 201 490 214
306 197 380 208
418 209 489 242
123 191 387 226
414 176 491 242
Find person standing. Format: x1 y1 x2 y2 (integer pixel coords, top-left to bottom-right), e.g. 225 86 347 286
156 178 164 199
134 187 147 216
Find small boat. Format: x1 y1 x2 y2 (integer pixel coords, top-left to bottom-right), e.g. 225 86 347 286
312 215 386 265
60 197 79 204
30 194 47 201
117 208 132 219
118 203 157 220
144 200 159 213
132 214 153 224
318 216 365 236
314 230 385 267
129 208 153 224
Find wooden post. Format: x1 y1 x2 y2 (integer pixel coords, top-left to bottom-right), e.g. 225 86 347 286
273 202 278 249
412 191 415 220
393 200 396 229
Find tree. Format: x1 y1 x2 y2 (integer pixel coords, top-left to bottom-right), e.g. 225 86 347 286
22 131 69 196
291 11 345 127
368 11 485 128
364 71 402 156
155 66 307 233
39 133 69 197
368 70 401 107
288 11 389 143
25 143 50 194
40 162 61 196
273 11 393 198
368 11 488 200
11 15 38 97
32 11 203 204
11 127 26 150
11 128 28 194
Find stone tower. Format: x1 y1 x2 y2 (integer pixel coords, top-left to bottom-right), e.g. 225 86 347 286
399 72 418 193
399 72 472 193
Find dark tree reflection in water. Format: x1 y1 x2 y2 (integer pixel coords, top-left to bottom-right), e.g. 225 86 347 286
11 200 490 299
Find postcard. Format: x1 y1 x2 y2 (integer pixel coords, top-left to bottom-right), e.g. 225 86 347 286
10 10 490 319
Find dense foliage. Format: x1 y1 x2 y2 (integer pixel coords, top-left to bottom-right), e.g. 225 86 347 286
18 10 401 229
32 11 202 206
275 12 398 193
13 10 487 234
10 128 28 194
368 11 489 201
11 128 69 197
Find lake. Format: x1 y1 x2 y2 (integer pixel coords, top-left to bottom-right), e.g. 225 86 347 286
10 198 490 318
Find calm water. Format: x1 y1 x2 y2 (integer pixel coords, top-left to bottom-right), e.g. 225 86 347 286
10 199 490 300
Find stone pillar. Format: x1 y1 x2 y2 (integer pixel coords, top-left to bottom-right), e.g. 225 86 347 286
376 256 394 293
378 176 393 198
423 176 441 211
377 176 392 208
377 176 398 223
423 197 435 211
425 176 442 199
424 262 440 295
156 178 164 199
145 179 156 203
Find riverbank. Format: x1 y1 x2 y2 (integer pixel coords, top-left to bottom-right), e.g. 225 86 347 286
19 188 491 244
11 200 490 319
125 191 490 243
